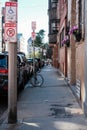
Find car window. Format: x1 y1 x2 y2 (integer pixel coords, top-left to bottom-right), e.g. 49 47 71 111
22 56 26 62
0 55 8 68
17 55 21 65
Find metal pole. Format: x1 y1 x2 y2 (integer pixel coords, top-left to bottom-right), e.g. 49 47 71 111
84 0 87 116
8 0 17 123
33 39 35 84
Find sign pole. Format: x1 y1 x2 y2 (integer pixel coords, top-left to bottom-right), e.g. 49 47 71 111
33 38 35 83
31 21 36 85
7 0 17 123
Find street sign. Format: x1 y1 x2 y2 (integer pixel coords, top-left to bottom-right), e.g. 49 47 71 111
5 22 17 42
31 31 36 40
32 21 36 31
5 2 17 22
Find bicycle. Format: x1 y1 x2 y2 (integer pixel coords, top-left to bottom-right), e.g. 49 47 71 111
30 69 44 87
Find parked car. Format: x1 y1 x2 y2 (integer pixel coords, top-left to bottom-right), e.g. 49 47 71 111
0 52 28 97
17 53 28 86
0 53 8 96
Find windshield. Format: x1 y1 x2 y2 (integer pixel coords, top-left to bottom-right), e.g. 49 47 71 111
0 55 8 68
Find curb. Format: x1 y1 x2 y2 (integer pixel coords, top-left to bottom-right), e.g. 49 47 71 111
0 109 8 124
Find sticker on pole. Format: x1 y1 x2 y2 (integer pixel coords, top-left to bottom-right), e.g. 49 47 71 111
5 2 17 22
5 22 17 42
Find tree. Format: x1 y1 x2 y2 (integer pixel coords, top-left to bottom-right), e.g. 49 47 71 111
34 29 45 47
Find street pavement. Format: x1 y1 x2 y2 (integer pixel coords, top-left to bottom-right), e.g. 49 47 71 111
0 65 87 130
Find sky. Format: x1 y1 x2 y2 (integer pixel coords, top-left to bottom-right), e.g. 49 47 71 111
1 0 48 43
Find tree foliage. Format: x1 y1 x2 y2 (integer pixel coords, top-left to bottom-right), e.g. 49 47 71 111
34 29 45 47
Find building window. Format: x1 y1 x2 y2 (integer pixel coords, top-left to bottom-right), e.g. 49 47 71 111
50 19 59 34
51 0 58 8
51 21 58 33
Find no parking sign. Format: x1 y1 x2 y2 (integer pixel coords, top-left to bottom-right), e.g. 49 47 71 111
5 22 17 42
31 31 36 40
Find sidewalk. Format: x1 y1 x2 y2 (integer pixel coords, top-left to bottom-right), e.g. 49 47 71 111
0 65 87 130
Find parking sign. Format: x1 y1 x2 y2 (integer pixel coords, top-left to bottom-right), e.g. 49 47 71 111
5 22 17 42
32 21 36 31
5 2 17 42
5 2 17 22
31 32 36 40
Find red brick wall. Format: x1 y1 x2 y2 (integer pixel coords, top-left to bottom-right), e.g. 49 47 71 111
53 44 58 68
60 46 67 75
76 42 85 103
58 0 67 76
58 0 67 29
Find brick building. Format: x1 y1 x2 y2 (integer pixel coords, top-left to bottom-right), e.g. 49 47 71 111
48 0 59 68
57 0 68 77
48 0 87 115
67 0 85 110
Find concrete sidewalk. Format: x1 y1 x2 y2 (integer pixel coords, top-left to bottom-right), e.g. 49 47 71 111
0 65 87 130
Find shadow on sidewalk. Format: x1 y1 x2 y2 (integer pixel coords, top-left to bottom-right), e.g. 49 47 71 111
0 65 87 130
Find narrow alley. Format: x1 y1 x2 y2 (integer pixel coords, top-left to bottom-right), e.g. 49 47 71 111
0 65 87 130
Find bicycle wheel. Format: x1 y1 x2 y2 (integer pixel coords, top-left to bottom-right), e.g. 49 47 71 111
30 74 44 87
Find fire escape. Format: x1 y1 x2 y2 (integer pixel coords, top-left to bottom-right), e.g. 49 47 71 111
48 0 60 68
